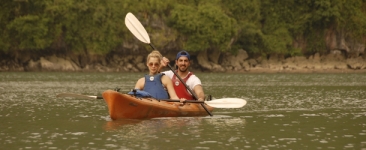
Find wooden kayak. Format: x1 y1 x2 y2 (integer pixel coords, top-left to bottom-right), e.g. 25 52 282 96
102 90 214 120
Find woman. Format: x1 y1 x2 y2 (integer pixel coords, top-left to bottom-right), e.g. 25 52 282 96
134 50 181 100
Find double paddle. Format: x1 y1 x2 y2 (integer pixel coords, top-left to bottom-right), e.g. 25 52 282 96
125 12 216 115
56 93 246 109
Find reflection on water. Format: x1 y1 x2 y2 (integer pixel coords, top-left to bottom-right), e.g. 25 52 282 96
0 72 365 149
102 116 247 149
104 115 245 131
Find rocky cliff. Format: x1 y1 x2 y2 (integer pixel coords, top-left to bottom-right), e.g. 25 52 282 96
1 48 365 73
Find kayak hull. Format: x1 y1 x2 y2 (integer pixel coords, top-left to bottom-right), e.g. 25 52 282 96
102 90 214 120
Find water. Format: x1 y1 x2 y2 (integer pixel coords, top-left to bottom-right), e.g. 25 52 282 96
0 72 365 149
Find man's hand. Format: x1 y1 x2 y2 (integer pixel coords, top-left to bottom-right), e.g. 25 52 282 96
159 57 170 72
161 57 169 67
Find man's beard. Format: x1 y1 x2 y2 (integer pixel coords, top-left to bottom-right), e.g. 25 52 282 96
178 65 188 72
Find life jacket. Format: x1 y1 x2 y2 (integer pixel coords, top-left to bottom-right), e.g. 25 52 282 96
143 74 169 99
172 72 194 100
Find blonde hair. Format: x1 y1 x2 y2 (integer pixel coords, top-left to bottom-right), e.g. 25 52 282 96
146 50 163 63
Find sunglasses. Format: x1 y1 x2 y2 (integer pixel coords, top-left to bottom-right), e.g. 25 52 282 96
148 62 160 67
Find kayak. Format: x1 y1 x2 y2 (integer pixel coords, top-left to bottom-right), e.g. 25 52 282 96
102 90 214 120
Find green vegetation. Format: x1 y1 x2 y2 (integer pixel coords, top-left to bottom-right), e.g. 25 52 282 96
0 0 365 56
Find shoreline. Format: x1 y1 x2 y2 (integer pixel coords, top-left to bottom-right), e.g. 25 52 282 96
2 68 366 74
1 50 365 73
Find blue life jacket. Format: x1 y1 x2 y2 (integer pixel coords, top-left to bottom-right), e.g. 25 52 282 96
143 74 169 99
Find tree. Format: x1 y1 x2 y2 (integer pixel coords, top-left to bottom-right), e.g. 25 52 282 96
169 1 238 52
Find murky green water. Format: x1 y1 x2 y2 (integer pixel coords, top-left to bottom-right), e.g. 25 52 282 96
1 72 365 149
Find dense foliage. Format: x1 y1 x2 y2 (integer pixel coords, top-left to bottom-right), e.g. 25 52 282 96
0 0 365 56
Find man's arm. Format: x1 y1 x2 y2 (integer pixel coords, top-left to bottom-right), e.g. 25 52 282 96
193 84 205 101
159 57 169 72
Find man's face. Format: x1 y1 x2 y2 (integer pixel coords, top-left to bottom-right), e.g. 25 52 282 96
176 56 190 72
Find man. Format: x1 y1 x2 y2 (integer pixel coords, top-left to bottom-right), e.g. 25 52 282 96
160 50 205 101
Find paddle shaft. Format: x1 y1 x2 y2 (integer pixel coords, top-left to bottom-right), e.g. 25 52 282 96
92 96 103 99
160 99 203 103
149 43 213 116
57 93 202 103
150 43 198 99
57 92 246 108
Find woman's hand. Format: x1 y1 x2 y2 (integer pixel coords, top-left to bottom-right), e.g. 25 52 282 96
179 98 186 103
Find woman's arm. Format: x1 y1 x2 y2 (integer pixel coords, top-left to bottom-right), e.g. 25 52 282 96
134 77 145 90
161 75 180 99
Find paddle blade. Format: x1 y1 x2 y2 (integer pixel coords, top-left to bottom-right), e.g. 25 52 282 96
125 12 150 44
205 98 247 108
56 93 102 99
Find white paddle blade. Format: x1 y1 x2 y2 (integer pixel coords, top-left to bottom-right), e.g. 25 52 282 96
205 98 247 108
125 12 150 44
56 93 99 99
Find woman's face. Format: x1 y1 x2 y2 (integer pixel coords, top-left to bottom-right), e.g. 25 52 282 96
147 57 160 74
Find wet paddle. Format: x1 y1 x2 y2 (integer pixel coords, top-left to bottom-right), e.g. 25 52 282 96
125 12 213 116
56 93 247 108
57 93 103 99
